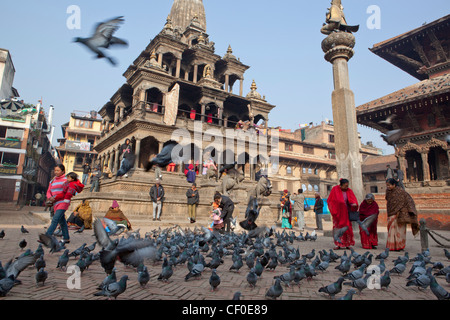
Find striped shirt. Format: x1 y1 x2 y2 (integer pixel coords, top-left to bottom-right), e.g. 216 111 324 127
46 175 68 211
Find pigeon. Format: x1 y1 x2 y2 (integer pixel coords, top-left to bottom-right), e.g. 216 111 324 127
98 268 117 290
434 266 450 277
185 261 205 281
247 268 258 288
265 278 283 300
0 275 15 297
206 255 222 269
344 273 371 295
302 249 315 261
35 255 46 271
344 264 367 281
19 239 27 250
392 252 409 265
319 277 345 299
4 254 37 284
266 257 278 272
444 249 450 260
35 268 48 287
317 260 330 273
379 114 397 125
157 257 173 282
38 234 66 254
275 265 296 287
73 16 128 66
381 129 403 146
429 276 450 300
34 244 45 259
333 226 349 244
446 273 450 285
232 292 242 300
390 262 407 276
338 289 357 300
335 259 352 275
376 248 390 260
69 243 87 258
380 271 391 290
21 226 29 234
0 230 5 239
406 267 432 289
76 257 87 274
94 275 129 300
229 256 243 273
85 242 97 253
56 250 70 271
254 258 264 277
138 266 150 288
209 269 221 291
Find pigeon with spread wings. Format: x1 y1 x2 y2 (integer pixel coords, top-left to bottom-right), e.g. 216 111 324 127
73 16 128 66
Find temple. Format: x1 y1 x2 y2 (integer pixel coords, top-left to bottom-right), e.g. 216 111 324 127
75 0 279 223
356 15 450 229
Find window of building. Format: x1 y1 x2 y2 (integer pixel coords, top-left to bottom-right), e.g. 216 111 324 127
271 162 279 174
328 151 336 159
6 128 23 140
329 134 335 143
302 167 306 174
308 184 313 191
286 166 292 175
302 184 307 191
75 119 93 129
370 186 378 194
285 143 293 152
314 169 319 175
308 168 312 174
369 175 377 182
303 146 314 155
314 185 319 192
0 126 7 139
1 152 20 166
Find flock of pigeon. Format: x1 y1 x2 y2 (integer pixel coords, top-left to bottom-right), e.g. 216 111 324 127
0 222 449 300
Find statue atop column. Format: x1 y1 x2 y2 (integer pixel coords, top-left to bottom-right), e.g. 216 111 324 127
321 0 359 35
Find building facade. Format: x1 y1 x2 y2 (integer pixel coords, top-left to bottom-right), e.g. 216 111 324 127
56 111 103 178
0 49 19 101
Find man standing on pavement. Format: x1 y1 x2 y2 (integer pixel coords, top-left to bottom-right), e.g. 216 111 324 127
82 162 91 185
150 179 164 221
214 193 234 233
186 183 199 223
291 189 306 230
396 165 405 190
386 164 394 180
90 165 101 192
313 192 324 230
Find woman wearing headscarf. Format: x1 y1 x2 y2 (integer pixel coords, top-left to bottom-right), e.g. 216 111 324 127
104 200 132 230
327 179 358 249
385 178 419 251
280 189 292 229
67 200 93 231
359 193 379 249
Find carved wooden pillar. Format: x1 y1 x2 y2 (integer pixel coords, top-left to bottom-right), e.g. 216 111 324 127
421 150 430 182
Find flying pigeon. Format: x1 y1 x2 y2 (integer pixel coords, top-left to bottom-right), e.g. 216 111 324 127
145 142 178 171
378 114 397 125
381 129 403 146
0 275 15 297
73 16 128 66
38 234 66 254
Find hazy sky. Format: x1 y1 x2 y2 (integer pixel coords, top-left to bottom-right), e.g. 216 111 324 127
1 0 449 154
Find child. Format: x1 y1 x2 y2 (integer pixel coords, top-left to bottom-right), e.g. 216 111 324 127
210 208 224 230
50 172 84 243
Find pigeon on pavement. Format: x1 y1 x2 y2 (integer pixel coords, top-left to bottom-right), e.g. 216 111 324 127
265 278 283 300
35 268 48 287
319 277 345 299
429 276 450 300
138 266 150 288
94 275 129 300
209 269 221 291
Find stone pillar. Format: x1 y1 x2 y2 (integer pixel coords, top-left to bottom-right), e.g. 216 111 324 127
175 58 181 78
106 152 111 170
421 151 430 181
114 149 120 173
322 31 364 202
184 68 189 81
119 106 124 121
239 78 244 96
134 138 141 169
218 107 223 126
193 64 198 83
225 74 230 92
158 53 163 67
200 103 206 122
114 108 120 124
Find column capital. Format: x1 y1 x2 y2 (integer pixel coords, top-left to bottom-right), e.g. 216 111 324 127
322 32 356 63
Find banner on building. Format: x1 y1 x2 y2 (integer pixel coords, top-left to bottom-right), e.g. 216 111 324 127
163 83 180 126
0 139 21 149
65 140 91 152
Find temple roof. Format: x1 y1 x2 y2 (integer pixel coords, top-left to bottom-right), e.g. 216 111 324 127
362 154 397 174
169 0 206 33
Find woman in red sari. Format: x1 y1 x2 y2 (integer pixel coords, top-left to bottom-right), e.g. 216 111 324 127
327 179 358 249
359 193 379 249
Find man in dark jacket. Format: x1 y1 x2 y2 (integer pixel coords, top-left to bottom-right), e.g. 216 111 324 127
214 193 234 233
82 163 91 185
117 138 135 178
150 179 164 221
186 183 199 223
313 192 324 230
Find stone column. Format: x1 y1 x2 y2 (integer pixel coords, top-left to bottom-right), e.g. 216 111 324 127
239 78 244 96
134 138 141 169
114 107 120 124
114 149 120 173
225 74 230 92
200 103 206 122
106 152 111 170
218 107 223 126
119 106 124 121
322 31 364 202
158 53 163 67
175 58 181 78
420 151 430 181
193 64 198 83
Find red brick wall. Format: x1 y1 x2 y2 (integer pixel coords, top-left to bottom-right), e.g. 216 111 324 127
374 193 450 230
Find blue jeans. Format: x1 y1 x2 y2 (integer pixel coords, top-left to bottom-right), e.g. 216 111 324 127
82 174 89 185
46 209 70 241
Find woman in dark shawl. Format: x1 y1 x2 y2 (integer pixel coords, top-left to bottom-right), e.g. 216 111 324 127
385 178 419 251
